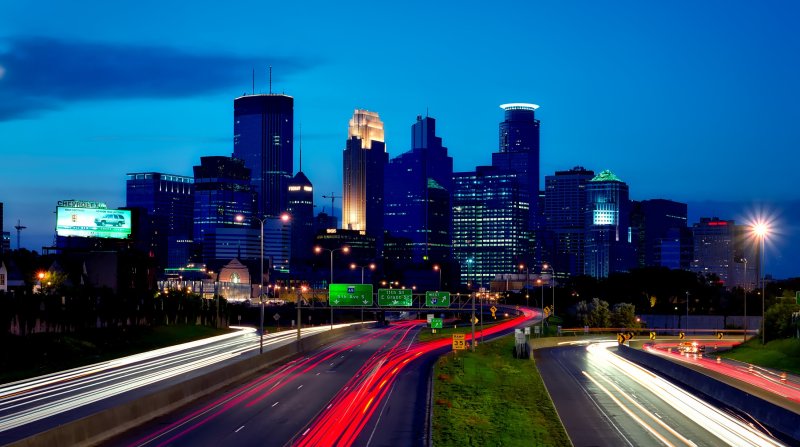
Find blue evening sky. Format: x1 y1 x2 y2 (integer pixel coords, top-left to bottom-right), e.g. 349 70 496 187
1 1 797 276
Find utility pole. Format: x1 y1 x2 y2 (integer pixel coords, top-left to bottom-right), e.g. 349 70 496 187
14 220 26 250
321 193 342 227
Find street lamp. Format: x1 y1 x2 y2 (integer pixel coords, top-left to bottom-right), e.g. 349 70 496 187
537 278 544 336
433 264 442 290
519 264 529 307
743 258 748 341
350 262 376 284
753 222 769 345
315 245 350 329
236 213 267 354
542 263 556 316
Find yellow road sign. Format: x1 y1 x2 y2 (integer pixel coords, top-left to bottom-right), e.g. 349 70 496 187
679 332 685 339
649 332 656 340
617 333 625 344
471 316 479 324
452 333 466 350
716 332 724 339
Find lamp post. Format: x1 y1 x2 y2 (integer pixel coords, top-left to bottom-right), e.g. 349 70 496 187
685 291 690 334
236 214 266 354
519 264 529 308
433 264 442 290
753 222 769 345
350 262 376 284
743 258 748 341
543 263 556 316
467 257 475 352
537 278 544 337
351 262 375 323
315 245 350 330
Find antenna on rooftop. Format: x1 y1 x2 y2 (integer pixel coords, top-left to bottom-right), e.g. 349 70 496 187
298 122 303 172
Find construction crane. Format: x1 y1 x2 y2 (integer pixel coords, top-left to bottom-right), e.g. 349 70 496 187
14 219 26 250
321 193 342 227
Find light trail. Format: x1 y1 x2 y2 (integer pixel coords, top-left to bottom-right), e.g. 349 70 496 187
645 343 800 402
0 324 355 435
586 342 785 447
293 308 535 446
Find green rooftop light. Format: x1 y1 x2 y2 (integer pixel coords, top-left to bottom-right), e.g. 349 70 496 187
590 170 622 182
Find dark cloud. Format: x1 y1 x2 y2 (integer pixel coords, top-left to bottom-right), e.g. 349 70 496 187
0 36 313 120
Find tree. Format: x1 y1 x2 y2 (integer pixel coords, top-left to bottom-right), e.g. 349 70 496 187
577 298 611 328
610 303 640 329
764 298 800 342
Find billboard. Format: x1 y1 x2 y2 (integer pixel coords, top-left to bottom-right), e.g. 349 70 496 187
329 284 373 306
56 207 132 239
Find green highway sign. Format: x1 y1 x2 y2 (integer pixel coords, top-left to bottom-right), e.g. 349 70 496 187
431 318 443 329
378 289 413 307
425 291 451 307
329 284 373 306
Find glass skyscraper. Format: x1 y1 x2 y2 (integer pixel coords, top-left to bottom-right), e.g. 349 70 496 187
492 103 541 230
126 172 194 269
543 166 594 277
384 115 453 263
193 156 257 263
233 94 293 218
452 166 528 287
287 171 314 266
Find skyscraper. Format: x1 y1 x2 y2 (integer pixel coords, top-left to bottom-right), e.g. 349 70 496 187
384 115 453 263
233 94 293 218
193 156 258 262
452 166 528 287
630 199 690 269
287 171 314 266
584 170 634 278
342 109 388 241
543 167 595 277
492 103 541 231
126 172 194 269
0 202 3 257
691 217 736 285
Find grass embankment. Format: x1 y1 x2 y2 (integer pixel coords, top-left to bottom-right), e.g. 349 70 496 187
0 325 232 384
720 337 800 375
432 335 571 447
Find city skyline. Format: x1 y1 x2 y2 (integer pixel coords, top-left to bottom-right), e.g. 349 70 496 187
0 1 795 276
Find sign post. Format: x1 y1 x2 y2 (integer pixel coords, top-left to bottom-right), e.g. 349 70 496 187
452 333 466 350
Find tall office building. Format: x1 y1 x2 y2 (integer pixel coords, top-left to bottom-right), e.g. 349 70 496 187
690 217 735 285
384 115 453 263
0 202 3 256
287 171 314 266
193 156 258 262
342 110 388 241
233 94 293 217
452 166 528 287
126 173 194 269
543 167 595 276
583 170 634 278
630 199 691 269
492 103 541 231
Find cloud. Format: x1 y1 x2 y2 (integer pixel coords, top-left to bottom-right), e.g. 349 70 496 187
0 36 314 121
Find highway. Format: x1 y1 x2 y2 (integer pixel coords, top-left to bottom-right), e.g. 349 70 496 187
0 324 350 445
645 341 800 404
537 341 786 447
112 309 535 446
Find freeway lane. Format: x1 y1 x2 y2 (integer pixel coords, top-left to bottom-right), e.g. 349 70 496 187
537 342 786 447
0 324 353 445
113 321 423 446
113 308 536 447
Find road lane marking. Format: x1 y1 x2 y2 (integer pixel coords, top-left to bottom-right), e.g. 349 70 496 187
235 425 245 433
272 402 279 407
297 385 303 390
